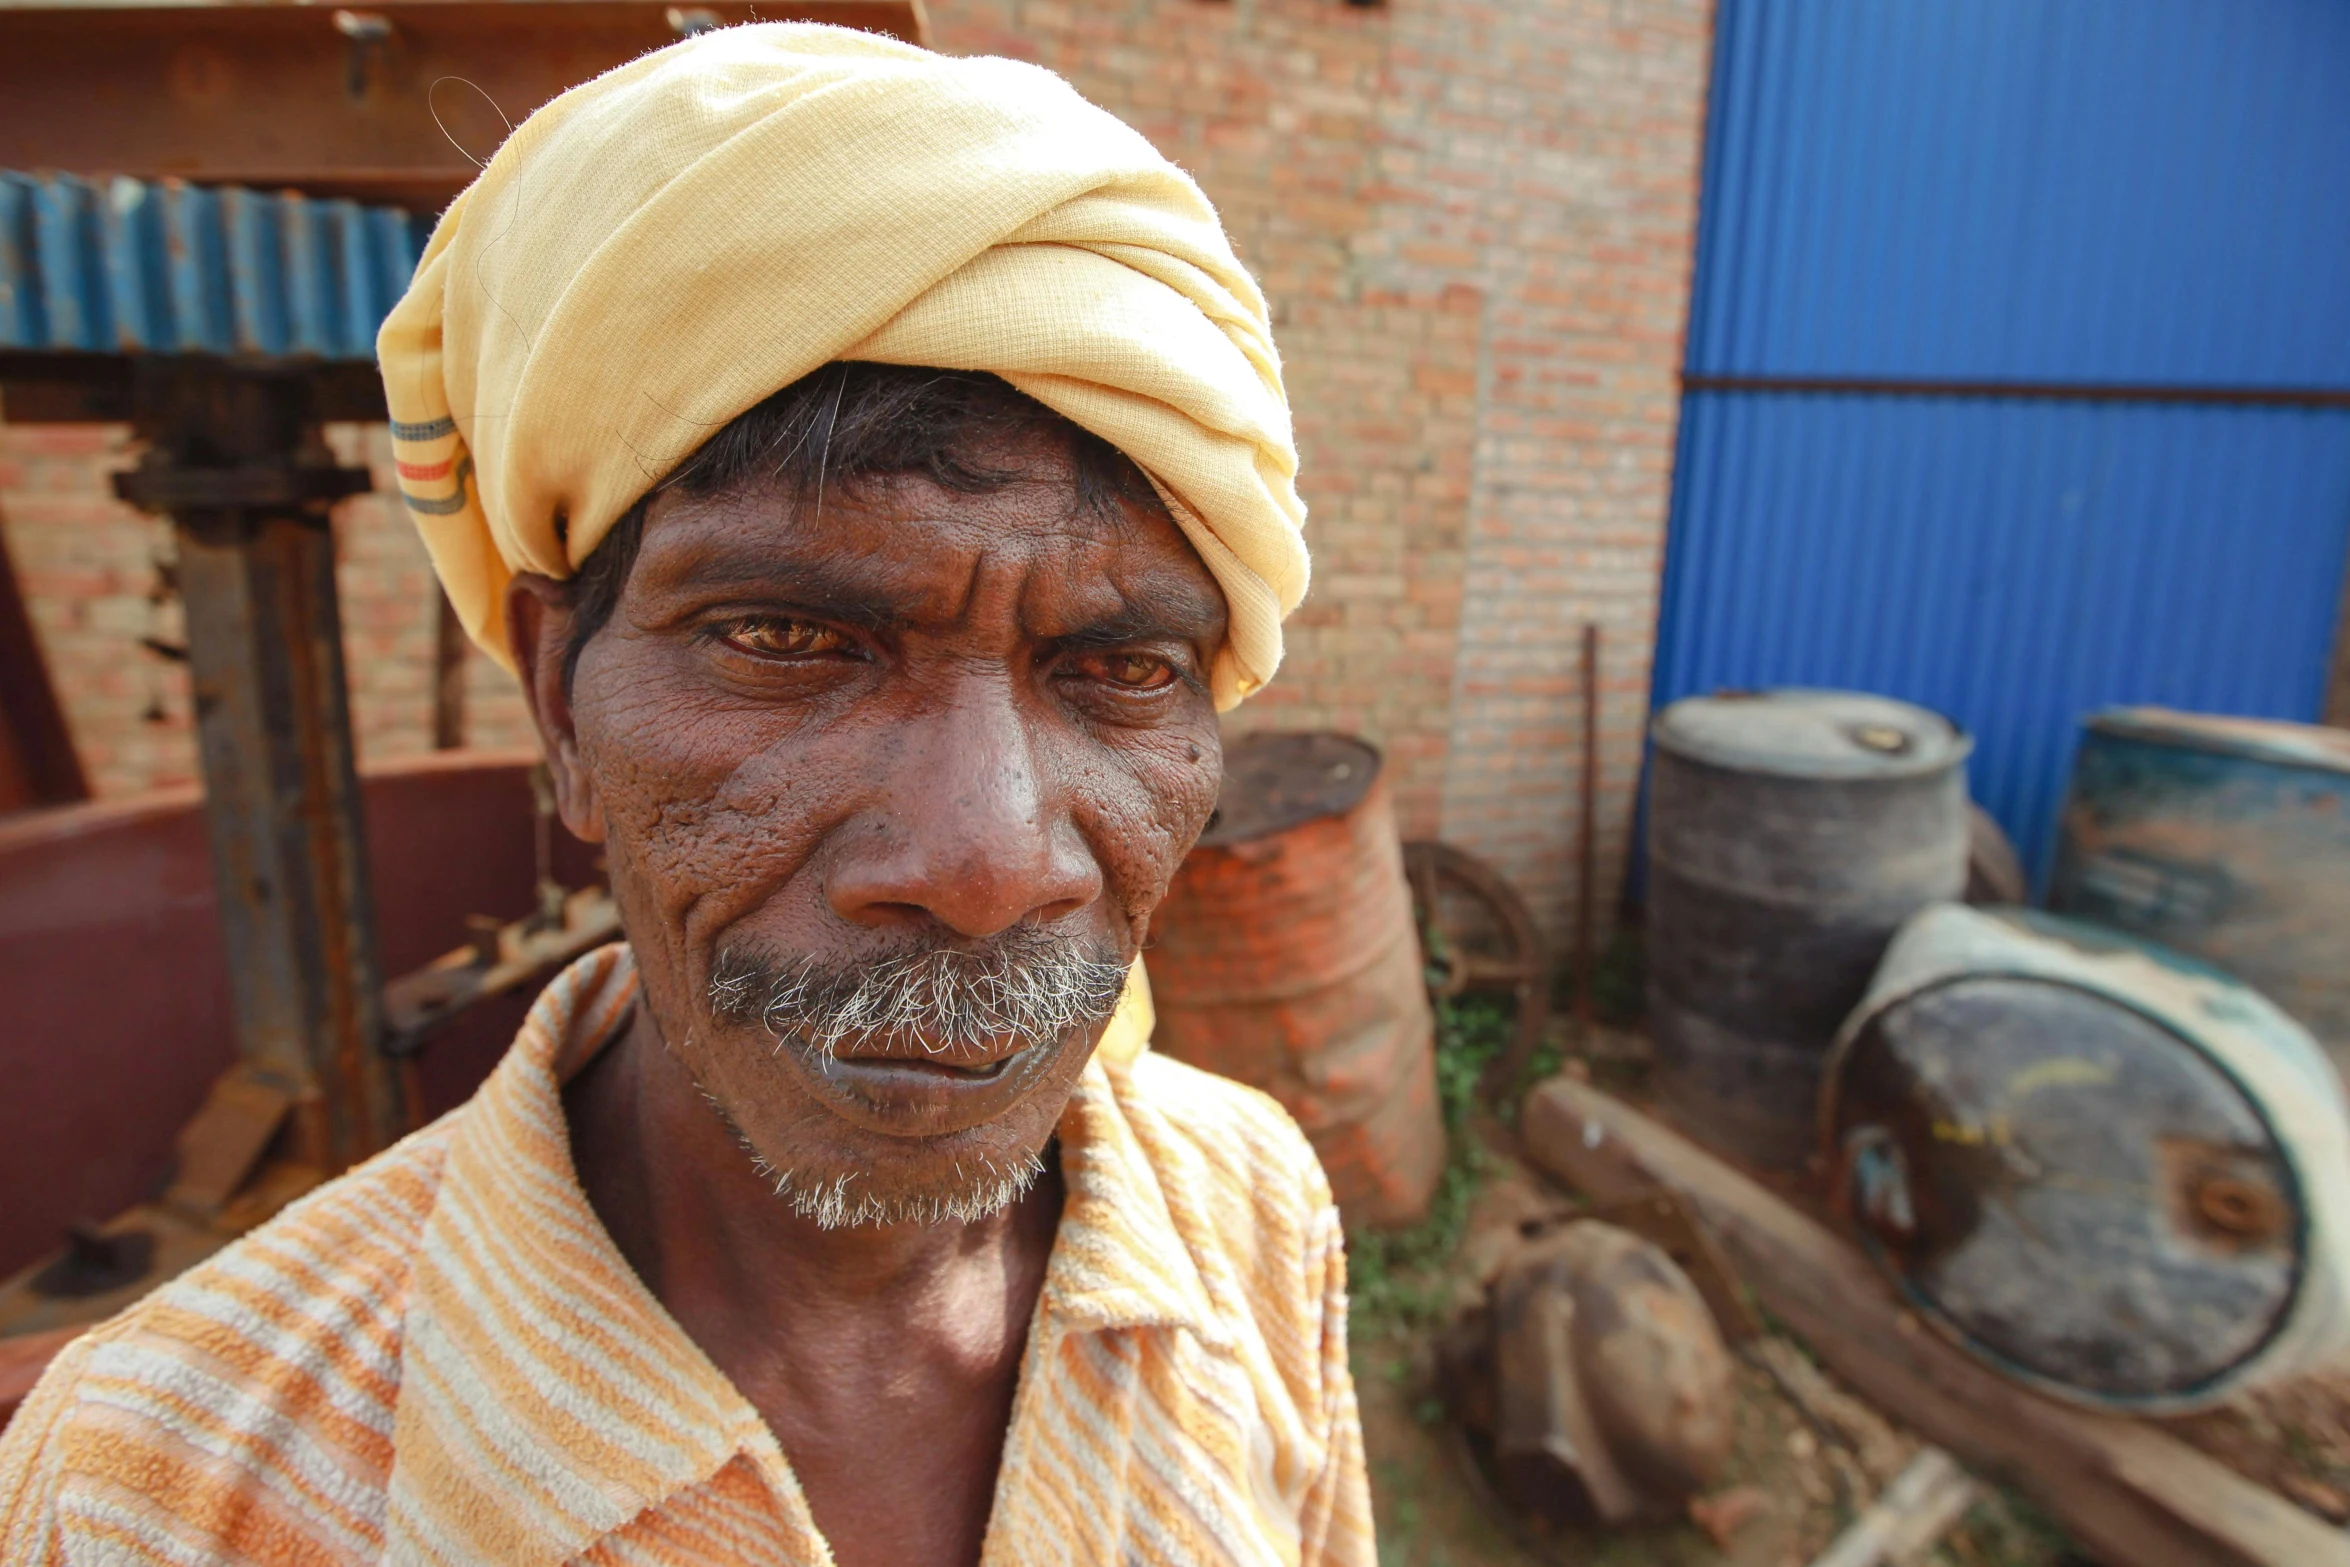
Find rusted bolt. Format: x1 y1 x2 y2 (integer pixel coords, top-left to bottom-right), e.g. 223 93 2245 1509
2191 1171 2285 1241
333 9 394 98
333 9 392 40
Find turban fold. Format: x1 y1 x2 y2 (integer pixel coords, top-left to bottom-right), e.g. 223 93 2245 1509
377 22 1306 707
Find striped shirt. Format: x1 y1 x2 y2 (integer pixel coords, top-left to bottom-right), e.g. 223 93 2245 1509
0 946 1373 1565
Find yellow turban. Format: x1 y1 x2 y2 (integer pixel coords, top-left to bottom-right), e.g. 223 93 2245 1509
376 22 1306 708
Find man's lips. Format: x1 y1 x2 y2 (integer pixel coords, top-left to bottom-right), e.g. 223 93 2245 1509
825 1051 1015 1080
821 1031 1028 1073
762 1027 1061 1136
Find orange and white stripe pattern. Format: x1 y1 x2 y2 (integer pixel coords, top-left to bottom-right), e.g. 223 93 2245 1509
0 946 1373 1566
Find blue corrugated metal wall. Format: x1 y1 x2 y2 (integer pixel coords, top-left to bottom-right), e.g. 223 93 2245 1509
1653 0 2350 877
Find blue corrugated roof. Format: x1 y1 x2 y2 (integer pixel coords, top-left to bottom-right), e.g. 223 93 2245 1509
0 171 428 361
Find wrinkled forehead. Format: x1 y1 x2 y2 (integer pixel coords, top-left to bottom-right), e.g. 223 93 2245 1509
635 463 1230 646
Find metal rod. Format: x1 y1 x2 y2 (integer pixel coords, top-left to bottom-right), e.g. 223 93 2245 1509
1679 372 2350 408
1575 622 1600 1035
432 584 468 751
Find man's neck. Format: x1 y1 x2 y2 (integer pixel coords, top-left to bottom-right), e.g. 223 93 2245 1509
561 1000 1063 1567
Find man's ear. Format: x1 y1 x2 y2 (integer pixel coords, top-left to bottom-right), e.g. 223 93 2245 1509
507 573 607 845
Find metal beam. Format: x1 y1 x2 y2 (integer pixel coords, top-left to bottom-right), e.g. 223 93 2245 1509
0 351 388 425
114 363 401 1168
1679 371 2350 409
0 1 929 212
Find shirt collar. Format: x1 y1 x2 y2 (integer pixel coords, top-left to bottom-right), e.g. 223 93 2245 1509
387 943 1218 1567
1039 1045 1223 1346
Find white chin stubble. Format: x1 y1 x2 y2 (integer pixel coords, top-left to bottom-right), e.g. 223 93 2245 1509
749 1144 1047 1230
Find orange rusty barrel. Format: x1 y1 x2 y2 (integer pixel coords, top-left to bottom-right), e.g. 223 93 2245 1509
1145 733 1445 1229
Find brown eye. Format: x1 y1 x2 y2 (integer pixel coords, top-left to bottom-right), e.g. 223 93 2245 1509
1078 650 1178 691
721 617 854 659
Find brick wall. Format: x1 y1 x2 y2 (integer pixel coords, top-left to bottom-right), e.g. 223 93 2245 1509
0 0 1711 942
0 425 533 798
1383 0 1713 942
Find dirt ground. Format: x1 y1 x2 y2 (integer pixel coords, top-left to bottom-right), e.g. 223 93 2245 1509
1350 1163 2077 1567
2165 1371 2350 1527
1355 1000 2350 1566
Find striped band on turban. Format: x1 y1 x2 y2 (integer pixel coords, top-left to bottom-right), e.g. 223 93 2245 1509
375 22 1307 709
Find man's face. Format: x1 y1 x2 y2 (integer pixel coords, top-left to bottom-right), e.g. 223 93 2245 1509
519 429 1226 1225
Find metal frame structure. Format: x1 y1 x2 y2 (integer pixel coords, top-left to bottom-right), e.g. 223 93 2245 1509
0 0 926 1327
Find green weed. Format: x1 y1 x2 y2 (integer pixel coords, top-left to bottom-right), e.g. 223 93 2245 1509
1347 995 1514 1342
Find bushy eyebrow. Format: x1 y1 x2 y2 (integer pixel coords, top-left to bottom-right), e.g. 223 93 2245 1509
653 512 1222 653
666 542 1225 653
664 549 919 631
1049 589 1226 652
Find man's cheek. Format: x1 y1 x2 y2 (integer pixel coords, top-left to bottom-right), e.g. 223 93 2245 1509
1140 732 1223 852
587 714 844 917
1092 753 1221 928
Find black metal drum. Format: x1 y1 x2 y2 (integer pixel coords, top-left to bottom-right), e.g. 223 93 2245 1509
1647 689 1970 1169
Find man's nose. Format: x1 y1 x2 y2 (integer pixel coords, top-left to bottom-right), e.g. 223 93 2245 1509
824 678 1103 937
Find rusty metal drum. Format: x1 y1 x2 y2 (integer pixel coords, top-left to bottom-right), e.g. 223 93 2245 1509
1646 690 1971 1170
1144 732 1444 1229
1823 904 2350 1412
2048 707 2350 1076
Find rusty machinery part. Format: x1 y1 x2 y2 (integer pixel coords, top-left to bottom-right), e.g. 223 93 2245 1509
383 764 617 1055
1647 689 1970 1172
1823 903 2350 1413
134 419 394 1165
0 348 402 1328
432 586 469 751
0 3 927 215
1584 1188 1760 1344
1403 839 1550 1104
103 362 407 1172
0 1174 323 1341
2049 706 2350 1070
0 1178 319 1340
1962 803 2028 907
1438 1220 1737 1531
27 1225 155 1301
0 753 599 1343
1147 733 1445 1230
382 885 623 1055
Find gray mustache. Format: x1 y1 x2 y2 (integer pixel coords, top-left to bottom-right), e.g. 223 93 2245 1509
707 925 1129 1058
